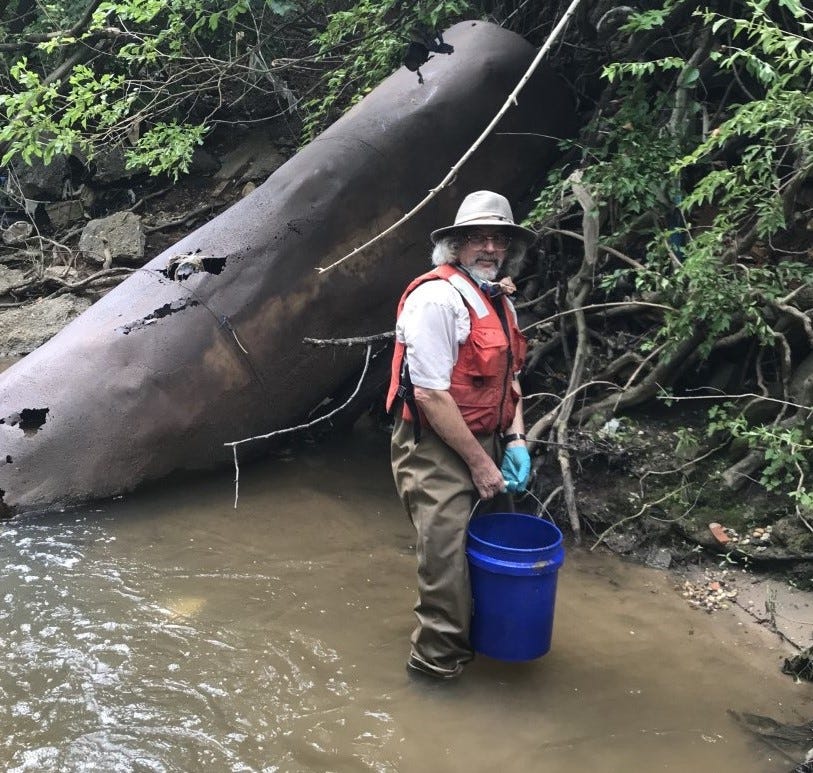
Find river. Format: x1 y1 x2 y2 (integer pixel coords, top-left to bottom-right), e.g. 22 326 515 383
0 414 810 772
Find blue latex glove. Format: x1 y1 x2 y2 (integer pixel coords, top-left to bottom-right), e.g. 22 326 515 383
500 445 531 493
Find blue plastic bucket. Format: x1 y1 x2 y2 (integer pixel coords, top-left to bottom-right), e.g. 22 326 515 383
466 513 564 661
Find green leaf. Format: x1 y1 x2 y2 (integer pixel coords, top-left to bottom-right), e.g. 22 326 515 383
677 65 700 88
267 0 298 13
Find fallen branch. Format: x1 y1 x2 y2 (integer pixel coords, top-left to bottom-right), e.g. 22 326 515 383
540 226 646 271
553 170 602 545
573 327 706 425
771 300 813 347
2 267 134 300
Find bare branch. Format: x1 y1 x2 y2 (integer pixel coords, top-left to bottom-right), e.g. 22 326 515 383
303 331 394 347
540 226 646 271
225 343 373 449
521 300 674 334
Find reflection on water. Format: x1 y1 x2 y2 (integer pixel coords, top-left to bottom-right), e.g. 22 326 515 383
0 420 810 772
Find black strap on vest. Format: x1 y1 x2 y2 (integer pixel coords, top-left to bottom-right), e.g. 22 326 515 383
396 358 422 443
489 293 510 339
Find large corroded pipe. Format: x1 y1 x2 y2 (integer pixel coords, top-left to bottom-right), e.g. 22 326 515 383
0 21 575 515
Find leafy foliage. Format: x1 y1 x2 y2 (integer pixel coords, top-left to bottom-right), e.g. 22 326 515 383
0 0 310 178
301 0 472 141
528 0 813 514
709 404 813 513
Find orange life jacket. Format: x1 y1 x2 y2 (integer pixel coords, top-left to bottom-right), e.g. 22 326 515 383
386 264 527 435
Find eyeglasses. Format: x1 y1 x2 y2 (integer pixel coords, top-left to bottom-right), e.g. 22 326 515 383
464 232 512 250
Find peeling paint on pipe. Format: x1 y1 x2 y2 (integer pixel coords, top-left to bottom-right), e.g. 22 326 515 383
0 20 576 515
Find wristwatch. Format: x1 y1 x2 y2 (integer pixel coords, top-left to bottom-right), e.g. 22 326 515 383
502 432 526 443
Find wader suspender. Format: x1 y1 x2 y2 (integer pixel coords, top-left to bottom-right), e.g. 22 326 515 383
397 358 422 444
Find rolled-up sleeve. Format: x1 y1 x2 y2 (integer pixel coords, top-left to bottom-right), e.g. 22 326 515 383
396 281 470 390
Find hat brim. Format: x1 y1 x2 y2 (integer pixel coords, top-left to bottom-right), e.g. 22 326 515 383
430 219 537 246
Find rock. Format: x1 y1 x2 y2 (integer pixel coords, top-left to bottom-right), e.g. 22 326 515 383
44 199 85 230
240 181 256 198
645 547 672 570
603 529 640 553
79 212 146 265
214 129 287 184
9 156 71 200
0 295 92 356
91 146 146 184
0 265 27 295
42 266 80 283
188 149 220 176
771 515 813 551
2 221 33 245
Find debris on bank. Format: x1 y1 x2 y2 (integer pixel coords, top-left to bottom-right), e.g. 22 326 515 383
678 570 739 613
709 521 774 553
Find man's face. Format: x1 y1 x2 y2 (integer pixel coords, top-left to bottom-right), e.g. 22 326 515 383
457 229 511 283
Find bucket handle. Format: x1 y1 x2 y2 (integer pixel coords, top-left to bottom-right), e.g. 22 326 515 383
468 498 487 522
469 489 557 523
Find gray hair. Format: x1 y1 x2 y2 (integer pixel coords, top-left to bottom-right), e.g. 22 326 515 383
430 232 528 275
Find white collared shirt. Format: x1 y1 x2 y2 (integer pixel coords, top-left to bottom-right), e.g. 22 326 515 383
395 280 471 390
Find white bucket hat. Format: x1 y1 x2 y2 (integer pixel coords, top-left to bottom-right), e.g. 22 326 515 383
430 190 537 247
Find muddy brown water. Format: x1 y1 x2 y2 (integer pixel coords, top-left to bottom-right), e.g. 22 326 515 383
0 381 811 770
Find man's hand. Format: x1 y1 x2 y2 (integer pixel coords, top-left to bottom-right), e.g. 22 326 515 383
497 276 517 295
415 386 509 500
470 456 507 500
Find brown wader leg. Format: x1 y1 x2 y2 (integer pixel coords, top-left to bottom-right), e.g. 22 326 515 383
391 413 509 678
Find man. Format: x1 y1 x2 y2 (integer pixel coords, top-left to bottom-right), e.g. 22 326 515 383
386 190 534 679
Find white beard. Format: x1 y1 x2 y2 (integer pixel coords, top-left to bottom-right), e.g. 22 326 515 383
468 265 499 283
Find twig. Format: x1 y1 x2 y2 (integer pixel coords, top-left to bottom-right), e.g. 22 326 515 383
315 0 586 274
613 342 666 408
524 379 620 402
226 344 373 507
145 203 217 233
730 599 805 653
639 442 727 486
657 389 813 413
232 445 240 510
128 185 173 212
590 484 690 551
521 301 674 333
540 226 646 271
541 485 563 511
514 286 556 310
303 331 394 347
